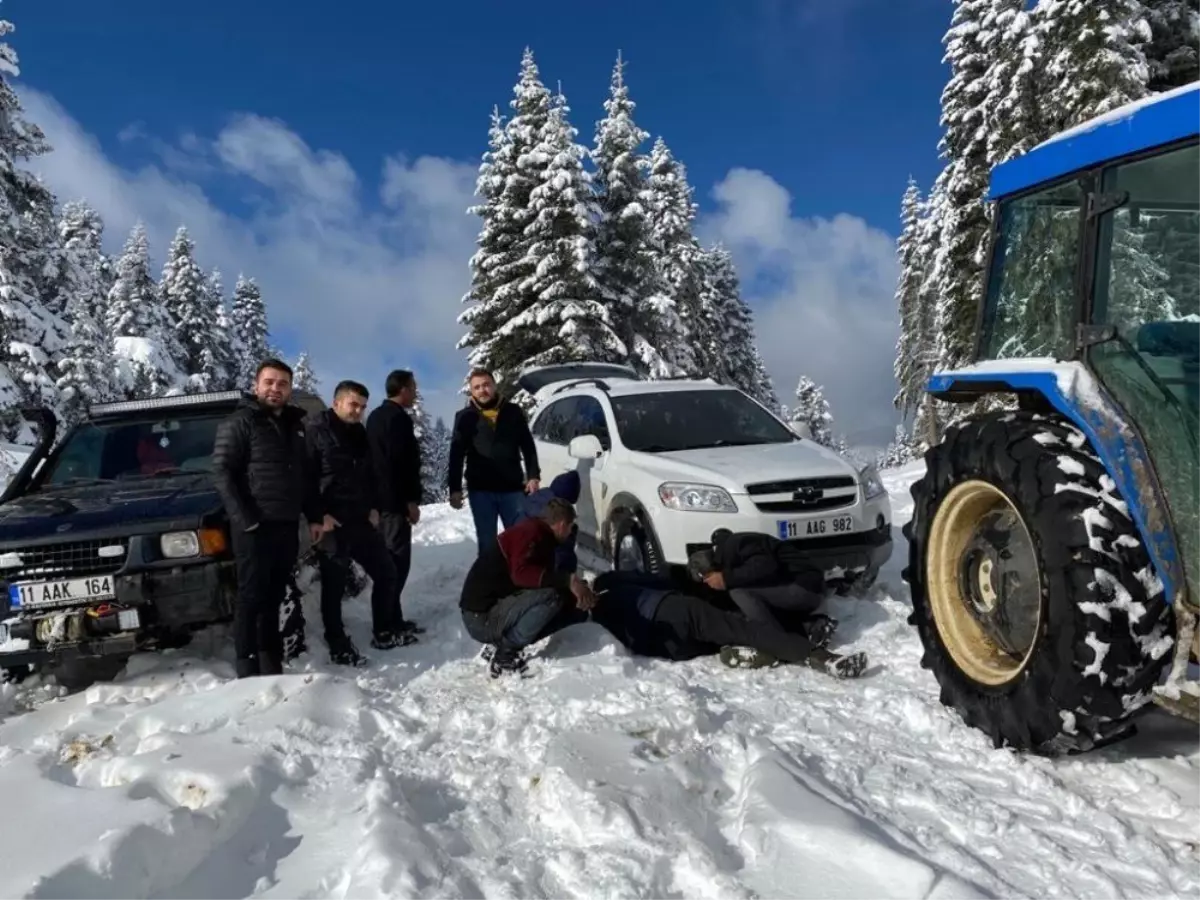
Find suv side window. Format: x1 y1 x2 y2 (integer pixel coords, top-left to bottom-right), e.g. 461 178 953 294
531 397 578 445
570 396 611 450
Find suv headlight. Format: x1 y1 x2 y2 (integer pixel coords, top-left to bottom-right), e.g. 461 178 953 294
160 531 201 559
860 464 886 501
658 483 738 513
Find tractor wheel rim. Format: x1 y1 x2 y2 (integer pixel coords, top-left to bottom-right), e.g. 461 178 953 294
927 479 1043 687
617 534 645 572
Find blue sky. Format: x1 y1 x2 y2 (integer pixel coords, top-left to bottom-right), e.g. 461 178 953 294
11 0 954 445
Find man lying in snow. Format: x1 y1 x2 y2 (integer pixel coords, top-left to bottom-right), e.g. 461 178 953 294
690 528 836 648
589 570 868 678
460 497 596 678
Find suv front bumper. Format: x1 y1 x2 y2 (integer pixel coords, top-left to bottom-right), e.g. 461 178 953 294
648 490 894 581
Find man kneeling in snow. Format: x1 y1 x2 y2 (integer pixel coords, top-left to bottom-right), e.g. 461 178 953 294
459 497 596 678
589 570 867 678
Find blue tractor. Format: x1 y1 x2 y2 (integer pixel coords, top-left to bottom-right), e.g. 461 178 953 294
903 82 1200 754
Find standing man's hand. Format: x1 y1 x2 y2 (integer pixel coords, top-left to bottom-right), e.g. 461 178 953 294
407 502 421 525
322 514 341 532
308 521 324 543
369 509 380 528
703 571 726 591
449 491 464 510
525 479 540 494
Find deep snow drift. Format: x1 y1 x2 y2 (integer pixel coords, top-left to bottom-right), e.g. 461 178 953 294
0 463 1196 899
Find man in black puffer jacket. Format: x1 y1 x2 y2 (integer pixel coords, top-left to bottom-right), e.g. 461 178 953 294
212 358 321 678
309 380 408 665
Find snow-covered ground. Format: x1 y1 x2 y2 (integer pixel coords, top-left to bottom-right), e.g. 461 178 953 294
0 462 1196 899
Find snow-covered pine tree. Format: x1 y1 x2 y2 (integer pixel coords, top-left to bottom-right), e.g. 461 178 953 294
54 201 116 422
458 49 557 396
592 53 680 378
893 177 926 418
1040 0 1152 134
420 415 451 504
292 351 318 393
1143 0 1200 91
107 223 177 398
698 245 778 407
204 269 237 391
790 375 834 447
230 274 269 388
645 137 704 377
506 84 624 385
0 18 68 431
160 226 216 391
880 423 921 468
982 0 1044 167
927 0 999 371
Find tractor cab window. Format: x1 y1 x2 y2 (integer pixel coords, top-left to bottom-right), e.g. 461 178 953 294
979 179 1085 361
1090 140 1200 606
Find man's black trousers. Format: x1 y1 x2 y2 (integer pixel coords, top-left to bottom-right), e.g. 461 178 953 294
232 521 300 673
317 519 400 640
655 592 814 663
379 512 413 620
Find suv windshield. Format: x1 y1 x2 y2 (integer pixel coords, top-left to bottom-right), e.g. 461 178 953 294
610 389 794 453
38 413 226 488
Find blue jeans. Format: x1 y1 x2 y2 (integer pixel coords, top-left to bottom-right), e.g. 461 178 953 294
469 490 525 554
461 588 565 652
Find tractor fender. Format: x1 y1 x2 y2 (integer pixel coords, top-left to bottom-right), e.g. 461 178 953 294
926 359 1188 609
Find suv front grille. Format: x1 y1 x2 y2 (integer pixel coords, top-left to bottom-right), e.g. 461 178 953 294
0 538 130 582
745 476 856 496
745 475 859 514
754 496 856 514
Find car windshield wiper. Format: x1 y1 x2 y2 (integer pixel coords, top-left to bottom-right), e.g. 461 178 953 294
116 467 202 481
631 444 679 453
37 477 112 489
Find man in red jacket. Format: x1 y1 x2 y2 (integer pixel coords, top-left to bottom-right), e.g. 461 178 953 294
459 497 595 678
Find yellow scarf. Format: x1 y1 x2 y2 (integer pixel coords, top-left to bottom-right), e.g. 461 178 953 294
478 400 501 428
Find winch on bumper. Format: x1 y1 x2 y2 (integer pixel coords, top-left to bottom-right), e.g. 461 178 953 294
0 535 238 672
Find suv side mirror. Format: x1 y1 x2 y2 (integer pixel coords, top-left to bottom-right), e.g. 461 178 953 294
568 434 605 460
790 421 813 440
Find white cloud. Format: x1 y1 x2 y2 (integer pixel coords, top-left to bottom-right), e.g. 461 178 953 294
18 88 900 445
700 167 901 446
19 88 479 426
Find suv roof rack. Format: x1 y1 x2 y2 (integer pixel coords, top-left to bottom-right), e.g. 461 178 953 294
517 363 640 396
89 390 248 418
550 377 613 396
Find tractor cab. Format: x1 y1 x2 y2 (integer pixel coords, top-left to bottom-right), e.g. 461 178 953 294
910 82 1200 754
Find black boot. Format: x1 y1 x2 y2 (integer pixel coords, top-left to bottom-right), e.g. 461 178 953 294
329 635 367 667
803 646 868 679
258 651 284 676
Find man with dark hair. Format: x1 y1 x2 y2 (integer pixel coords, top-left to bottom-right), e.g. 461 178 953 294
589 570 867 678
691 528 835 647
459 497 594 677
449 368 541 555
212 358 317 678
307 380 407 662
365 368 424 638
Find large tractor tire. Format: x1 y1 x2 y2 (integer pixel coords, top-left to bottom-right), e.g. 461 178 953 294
903 411 1174 754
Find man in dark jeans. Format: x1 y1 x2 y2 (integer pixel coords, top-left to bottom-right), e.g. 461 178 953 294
365 369 424 638
459 498 595 678
212 358 320 678
590 570 868 678
307 380 410 663
448 368 540 555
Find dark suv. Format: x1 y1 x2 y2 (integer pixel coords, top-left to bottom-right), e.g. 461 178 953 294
0 389 325 688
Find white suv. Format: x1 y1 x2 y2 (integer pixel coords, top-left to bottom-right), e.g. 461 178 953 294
520 363 893 592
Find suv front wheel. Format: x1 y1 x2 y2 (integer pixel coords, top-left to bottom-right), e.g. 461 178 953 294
610 512 666 577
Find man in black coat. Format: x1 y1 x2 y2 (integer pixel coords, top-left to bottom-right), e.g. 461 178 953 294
365 369 424 637
308 380 409 664
212 358 320 678
689 528 835 646
448 368 540 555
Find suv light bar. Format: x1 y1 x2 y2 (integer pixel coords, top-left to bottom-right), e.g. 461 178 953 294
89 391 247 417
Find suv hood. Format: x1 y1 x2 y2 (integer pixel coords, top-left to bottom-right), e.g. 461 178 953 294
636 440 859 493
0 477 221 544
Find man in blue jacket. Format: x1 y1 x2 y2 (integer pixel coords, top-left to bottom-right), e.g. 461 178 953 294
521 471 581 574
588 570 867 678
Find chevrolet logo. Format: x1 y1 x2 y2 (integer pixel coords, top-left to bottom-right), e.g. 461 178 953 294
793 486 823 504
